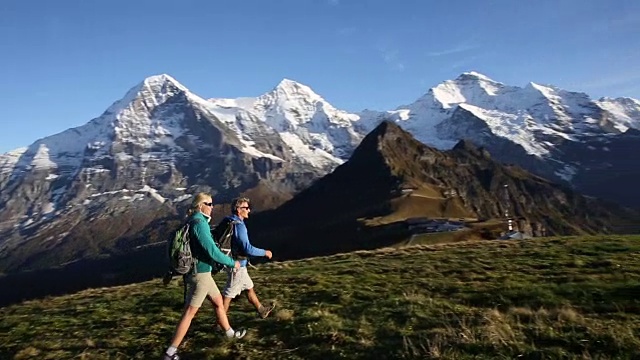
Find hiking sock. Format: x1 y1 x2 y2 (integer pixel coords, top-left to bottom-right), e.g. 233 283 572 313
225 327 247 338
165 346 178 356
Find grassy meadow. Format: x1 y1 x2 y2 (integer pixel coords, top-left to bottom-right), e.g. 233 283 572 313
1 235 640 359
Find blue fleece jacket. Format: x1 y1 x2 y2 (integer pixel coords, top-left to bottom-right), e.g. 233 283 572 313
228 214 266 267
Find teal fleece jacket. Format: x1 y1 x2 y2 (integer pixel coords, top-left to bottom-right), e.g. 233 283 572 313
188 212 235 273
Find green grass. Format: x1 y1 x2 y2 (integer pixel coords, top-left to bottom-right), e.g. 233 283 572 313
2 235 640 359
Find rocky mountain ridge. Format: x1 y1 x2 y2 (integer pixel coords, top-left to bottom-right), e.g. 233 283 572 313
1 72 639 272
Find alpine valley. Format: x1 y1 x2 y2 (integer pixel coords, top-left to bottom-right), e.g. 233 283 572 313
0 72 639 304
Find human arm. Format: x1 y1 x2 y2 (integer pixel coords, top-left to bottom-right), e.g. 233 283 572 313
192 219 236 267
234 222 267 257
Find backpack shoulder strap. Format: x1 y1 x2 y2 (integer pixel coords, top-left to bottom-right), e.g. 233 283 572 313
230 220 248 260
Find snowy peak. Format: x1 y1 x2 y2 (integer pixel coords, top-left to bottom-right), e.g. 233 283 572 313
430 71 507 109
271 78 322 101
525 81 591 105
255 78 331 117
456 71 499 83
207 78 334 120
599 96 640 106
0 73 199 177
105 73 188 116
142 73 187 91
595 97 640 132
204 78 363 169
365 72 640 162
99 73 197 151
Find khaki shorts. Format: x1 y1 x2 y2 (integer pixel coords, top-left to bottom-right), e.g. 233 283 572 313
186 272 221 308
223 267 254 299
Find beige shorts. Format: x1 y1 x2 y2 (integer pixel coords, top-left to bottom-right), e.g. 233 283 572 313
186 272 221 308
223 267 254 299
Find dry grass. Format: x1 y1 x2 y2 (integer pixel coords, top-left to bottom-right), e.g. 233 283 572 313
1 235 640 359
362 191 474 226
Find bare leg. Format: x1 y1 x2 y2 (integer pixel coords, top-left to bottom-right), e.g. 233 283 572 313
246 288 262 311
210 294 231 330
223 296 233 313
169 305 199 347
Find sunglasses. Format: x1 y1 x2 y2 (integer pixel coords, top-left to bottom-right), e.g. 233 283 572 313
202 202 213 207
238 206 250 210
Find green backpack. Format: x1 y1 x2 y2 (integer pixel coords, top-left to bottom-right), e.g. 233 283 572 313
167 219 198 276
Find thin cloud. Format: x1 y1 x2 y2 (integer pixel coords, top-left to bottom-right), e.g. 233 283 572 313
375 36 405 72
448 51 493 72
381 49 405 72
575 70 640 90
569 70 640 100
450 54 481 70
427 43 480 57
425 40 484 72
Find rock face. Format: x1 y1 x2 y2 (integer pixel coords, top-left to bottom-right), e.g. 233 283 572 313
358 72 640 208
1 72 639 273
248 121 638 260
0 75 325 272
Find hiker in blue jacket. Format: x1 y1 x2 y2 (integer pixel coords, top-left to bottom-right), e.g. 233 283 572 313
164 193 246 360
222 197 276 319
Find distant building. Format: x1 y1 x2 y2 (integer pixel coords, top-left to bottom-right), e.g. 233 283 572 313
495 184 534 240
394 187 417 196
443 189 458 198
404 217 465 234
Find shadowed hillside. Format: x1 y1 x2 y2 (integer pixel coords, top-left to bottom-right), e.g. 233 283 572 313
1 121 636 307
250 121 638 260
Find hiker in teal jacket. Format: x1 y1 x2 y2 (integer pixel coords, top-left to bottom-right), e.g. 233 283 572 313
163 193 246 360
188 211 236 273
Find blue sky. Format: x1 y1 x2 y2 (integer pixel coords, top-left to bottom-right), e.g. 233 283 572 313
1 0 639 153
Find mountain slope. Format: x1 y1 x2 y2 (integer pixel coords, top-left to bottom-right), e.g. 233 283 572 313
357 72 640 206
208 78 363 168
0 75 322 272
1 72 639 273
250 121 637 259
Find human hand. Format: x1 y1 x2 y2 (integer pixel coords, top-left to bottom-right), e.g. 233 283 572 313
234 261 241 269
265 250 273 259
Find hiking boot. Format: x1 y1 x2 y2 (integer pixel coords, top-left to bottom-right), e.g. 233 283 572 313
258 303 276 319
162 352 179 360
226 328 247 339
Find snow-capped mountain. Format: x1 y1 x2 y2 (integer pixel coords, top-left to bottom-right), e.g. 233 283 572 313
360 71 639 155
207 79 363 167
0 74 326 271
1 71 639 273
357 72 640 207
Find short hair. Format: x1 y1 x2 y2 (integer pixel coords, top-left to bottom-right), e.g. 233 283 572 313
187 192 212 216
231 197 250 215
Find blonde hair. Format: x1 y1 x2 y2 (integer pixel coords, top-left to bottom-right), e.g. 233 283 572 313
187 192 212 216
231 197 250 215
